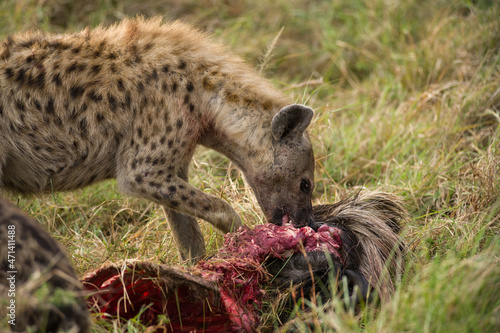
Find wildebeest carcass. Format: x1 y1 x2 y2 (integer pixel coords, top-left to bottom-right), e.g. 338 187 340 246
83 190 407 332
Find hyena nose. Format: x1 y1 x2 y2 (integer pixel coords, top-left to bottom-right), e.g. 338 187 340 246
291 209 316 229
307 216 319 231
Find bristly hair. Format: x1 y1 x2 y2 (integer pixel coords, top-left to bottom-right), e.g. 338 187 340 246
313 190 408 302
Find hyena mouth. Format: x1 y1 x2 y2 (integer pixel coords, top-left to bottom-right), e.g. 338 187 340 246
282 210 292 225
271 207 294 226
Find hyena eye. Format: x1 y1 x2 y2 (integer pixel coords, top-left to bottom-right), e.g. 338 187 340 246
300 179 311 194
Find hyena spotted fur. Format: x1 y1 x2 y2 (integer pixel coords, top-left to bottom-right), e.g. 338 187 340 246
0 198 90 332
0 18 315 261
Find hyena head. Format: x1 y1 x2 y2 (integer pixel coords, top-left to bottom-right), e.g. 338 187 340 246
247 104 315 228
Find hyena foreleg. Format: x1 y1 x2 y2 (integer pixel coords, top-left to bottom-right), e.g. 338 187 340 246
162 165 205 263
162 207 205 262
117 156 242 261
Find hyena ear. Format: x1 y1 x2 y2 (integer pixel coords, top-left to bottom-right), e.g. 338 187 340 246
271 104 314 141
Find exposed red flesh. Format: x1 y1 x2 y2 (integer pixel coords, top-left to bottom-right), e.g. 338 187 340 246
82 223 343 332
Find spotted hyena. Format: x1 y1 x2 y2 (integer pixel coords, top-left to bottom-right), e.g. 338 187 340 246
0 198 90 332
0 18 315 261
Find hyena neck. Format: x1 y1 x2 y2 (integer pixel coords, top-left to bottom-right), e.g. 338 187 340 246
201 93 288 174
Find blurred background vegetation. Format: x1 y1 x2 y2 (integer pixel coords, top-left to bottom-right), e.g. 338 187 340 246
0 0 499 331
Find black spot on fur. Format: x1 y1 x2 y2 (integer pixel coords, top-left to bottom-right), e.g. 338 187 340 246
47 41 70 51
52 73 62 86
168 185 177 193
89 90 103 102
96 113 104 122
108 94 117 112
75 63 87 72
135 174 143 184
137 128 143 138
148 69 159 82
178 60 187 70
172 82 178 93
66 62 78 74
117 79 125 91
14 99 25 112
45 97 55 114
176 119 183 129
78 117 88 132
125 92 131 107
149 181 161 188
4 67 14 79
106 51 118 60
15 68 26 84
162 64 169 73
19 39 37 48
186 81 194 92
70 85 85 98
29 72 45 89
91 64 101 75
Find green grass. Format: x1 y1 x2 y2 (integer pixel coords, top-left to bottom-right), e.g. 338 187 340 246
1 0 499 331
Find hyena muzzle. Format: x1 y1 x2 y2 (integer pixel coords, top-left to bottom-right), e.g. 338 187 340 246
0 18 315 261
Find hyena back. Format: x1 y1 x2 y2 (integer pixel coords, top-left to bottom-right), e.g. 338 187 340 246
0 18 315 261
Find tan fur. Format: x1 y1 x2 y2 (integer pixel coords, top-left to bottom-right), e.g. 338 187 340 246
314 190 407 302
0 198 89 332
0 18 315 262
